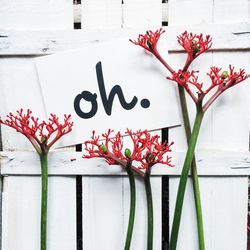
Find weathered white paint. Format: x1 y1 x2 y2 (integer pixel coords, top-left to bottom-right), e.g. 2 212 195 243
1 150 249 176
1 23 250 55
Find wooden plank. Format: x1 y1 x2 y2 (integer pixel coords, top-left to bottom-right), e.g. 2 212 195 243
0 23 249 55
168 0 213 26
169 176 248 249
1 176 76 250
82 176 124 249
1 150 250 176
123 0 162 28
81 0 122 29
213 0 249 24
0 0 73 30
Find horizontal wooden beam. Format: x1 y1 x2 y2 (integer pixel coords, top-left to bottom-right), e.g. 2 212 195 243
0 22 249 55
1 150 249 176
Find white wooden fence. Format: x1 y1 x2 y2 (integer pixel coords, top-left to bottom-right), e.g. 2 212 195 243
0 1 250 250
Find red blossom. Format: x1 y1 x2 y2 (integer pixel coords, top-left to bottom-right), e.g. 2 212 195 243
129 28 165 52
167 70 202 103
0 109 73 154
177 31 212 61
168 65 250 110
207 65 249 92
83 129 173 175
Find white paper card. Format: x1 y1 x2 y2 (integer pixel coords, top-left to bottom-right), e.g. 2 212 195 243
36 37 180 146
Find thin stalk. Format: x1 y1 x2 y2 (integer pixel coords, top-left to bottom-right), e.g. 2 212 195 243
40 152 48 250
177 85 205 250
144 169 153 250
124 164 136 250
169 106 204 250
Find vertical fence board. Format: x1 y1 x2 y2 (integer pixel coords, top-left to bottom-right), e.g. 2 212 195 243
169 176 248 250
81 0 122 29
123 0 162 28
1 176 76 250
0 0 73 30
82 176 124 250
168 0 213 26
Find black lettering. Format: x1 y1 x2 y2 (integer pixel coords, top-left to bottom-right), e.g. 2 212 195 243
74 91 98 119
96 61 138 116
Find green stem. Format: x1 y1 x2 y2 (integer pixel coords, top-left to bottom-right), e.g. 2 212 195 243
144 169 153 250
40 153 48 250
169 105 204 250
177 85 205 250
124 164 136 250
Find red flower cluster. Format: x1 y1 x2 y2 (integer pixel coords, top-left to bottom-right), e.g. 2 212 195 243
177 31 212 60
129 28 165 53
168 66 250 110
0 109 73 154
84 129 173 175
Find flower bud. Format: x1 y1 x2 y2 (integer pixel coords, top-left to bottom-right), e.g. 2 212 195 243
100 144 107 154
146 39 153 50
124 148 132 158
221 71 229 79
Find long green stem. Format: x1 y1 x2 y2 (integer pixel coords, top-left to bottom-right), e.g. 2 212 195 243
177 85 205 250
169 106 204 250
40 153 48 250
124 165 136 250
144 170 153 250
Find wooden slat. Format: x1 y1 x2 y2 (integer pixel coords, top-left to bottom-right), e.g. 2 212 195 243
168 0 213 26
123 0 162 28
0 23 249 55
168 0 249 25
1 150 250 176
81 0 122 29
169 176 248 249
82 176 124 249
0 0 73 30
1 176 76 250
213 0 249 24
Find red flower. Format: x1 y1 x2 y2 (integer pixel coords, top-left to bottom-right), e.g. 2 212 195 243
168 66 250 110
125 129 173 169
83 129 173 175
129 28 165 52
167 70 202 103
207 65 249 92
0 109 73 154
177 31 212 60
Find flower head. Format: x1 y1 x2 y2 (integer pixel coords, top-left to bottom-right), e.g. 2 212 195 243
83 129 173 175
168 65 250 110
177 31 212 60
129 28 165 53
0 109 73 154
